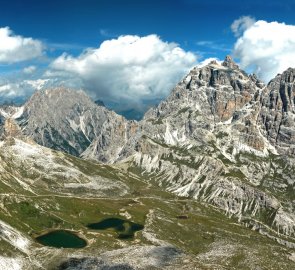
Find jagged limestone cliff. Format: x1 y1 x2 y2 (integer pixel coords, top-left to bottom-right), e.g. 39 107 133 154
120 57 295 243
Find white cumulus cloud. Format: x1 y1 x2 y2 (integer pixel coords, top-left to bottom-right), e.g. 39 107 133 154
0 82 29 99
0 79 52 102
0 27 44 63
232 19 295 82
231 16 255 37
50 34 197 106
23 65 37 74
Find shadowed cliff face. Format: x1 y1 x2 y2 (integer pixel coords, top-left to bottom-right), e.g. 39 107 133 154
259 68 295 155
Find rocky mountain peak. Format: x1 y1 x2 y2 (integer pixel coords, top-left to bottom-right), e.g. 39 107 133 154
14 87 138 163
25 87 93 109
269 68 295 85
144 56 261 126
3 118 22 138
279 67 295 83
222 55 239 69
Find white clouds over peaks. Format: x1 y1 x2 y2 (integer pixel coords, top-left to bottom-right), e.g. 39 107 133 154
231 16 255 37
232 19 295 82
0 27 43 63
50 34 197 104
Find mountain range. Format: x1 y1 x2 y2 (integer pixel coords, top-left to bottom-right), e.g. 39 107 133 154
0 56 295 269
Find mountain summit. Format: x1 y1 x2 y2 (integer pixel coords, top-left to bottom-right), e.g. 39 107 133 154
10 87 138 162
2 56 294 162
222 55 240 69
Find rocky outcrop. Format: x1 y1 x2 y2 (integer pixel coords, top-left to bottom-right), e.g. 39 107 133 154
120 56 295 241
3 118 22 138
14 88 138 163
222 55 240 69
140 57 267 155
0 104 22 137
259 68 295 155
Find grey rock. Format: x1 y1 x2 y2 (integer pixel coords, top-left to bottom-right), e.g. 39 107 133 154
259 68 295 155
15 87 138 163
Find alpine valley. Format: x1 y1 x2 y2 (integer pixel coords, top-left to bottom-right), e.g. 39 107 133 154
1 56 295 270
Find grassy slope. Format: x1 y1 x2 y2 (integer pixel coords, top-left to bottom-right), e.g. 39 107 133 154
0 139 295 269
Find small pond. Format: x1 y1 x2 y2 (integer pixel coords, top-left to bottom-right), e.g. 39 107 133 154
35 230 87 248
87 217 144 239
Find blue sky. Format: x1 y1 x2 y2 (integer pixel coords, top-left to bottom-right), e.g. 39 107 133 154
1 0 294 59
1 0 295 116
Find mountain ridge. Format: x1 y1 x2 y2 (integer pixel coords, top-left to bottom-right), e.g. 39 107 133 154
1 56 295 269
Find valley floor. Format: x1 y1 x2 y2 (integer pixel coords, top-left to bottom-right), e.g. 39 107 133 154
1 187 295 269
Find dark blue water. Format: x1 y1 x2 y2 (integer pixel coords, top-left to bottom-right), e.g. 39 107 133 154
36 230 87 248
87 218 144 239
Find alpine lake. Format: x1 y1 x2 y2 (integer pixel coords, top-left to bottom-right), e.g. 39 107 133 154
35 217 144 248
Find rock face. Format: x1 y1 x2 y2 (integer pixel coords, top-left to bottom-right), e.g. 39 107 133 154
259 68 295 155
3 118 24 138
0 104 22 137
15 88 138 163
3 56 295 244
141 57 266 152
117 57 295 242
